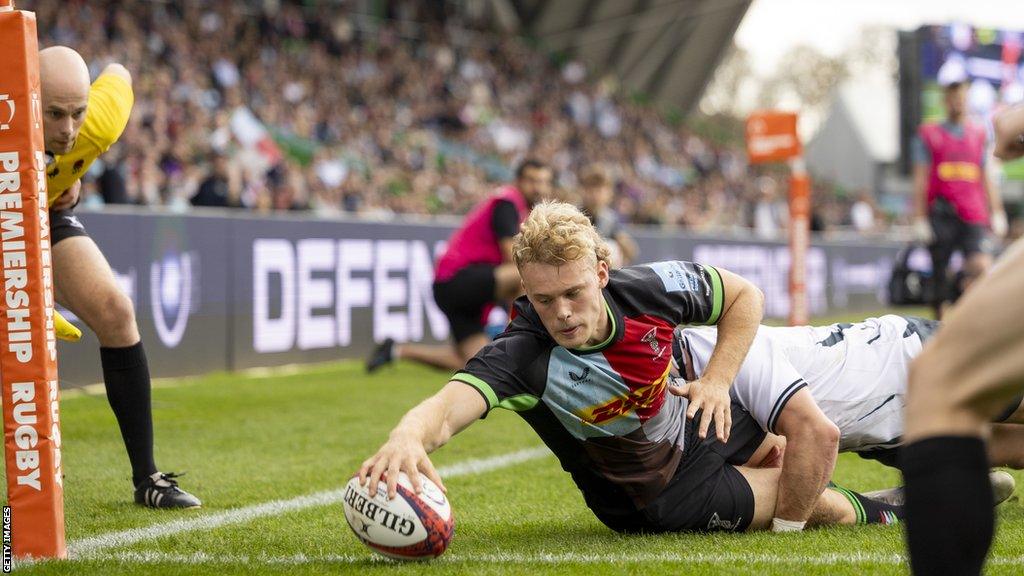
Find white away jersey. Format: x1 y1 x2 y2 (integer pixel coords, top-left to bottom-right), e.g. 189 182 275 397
674 315 938 453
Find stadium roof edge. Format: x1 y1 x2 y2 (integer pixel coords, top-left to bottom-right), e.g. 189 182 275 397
518 0 752 114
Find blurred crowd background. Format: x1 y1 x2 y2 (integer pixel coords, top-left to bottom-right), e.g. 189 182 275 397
24 0 890 237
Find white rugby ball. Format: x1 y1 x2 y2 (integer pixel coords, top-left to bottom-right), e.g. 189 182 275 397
343 472 454 560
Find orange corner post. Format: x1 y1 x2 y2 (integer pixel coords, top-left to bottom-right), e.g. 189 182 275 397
745 110 810 326
0 0 67 560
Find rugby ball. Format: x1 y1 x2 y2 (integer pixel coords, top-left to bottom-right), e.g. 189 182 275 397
343 472 454 560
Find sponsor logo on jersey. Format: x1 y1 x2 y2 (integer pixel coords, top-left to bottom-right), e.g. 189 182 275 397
568 366 590 383
641 327 665 360
646 261 702 294
577 364 669 425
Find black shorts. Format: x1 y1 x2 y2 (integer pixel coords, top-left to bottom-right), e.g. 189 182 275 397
50 209 89 246
599 401 767 534
929 198 993 260
432 264 497 344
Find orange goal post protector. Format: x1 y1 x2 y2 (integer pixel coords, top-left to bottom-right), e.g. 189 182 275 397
0 0 67 560
745 111 810 326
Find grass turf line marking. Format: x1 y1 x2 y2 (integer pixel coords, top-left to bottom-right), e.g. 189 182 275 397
59 550 1024 566
66 447 550 558
60 360 367 398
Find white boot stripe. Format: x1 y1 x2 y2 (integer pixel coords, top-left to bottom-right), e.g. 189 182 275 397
155 493 164 507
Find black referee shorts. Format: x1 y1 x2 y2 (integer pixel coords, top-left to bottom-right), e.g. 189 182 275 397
49 208 90 246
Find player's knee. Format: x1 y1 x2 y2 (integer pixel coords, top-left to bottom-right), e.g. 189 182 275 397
94 290 138 337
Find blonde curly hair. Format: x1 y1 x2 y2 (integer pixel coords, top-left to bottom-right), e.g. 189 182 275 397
513 200 611 268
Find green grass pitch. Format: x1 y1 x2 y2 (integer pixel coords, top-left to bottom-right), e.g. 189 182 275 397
6 308 1024 574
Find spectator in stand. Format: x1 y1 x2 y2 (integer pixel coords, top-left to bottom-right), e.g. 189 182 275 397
190 154 238 208
578 164 637 267
22 0 892 237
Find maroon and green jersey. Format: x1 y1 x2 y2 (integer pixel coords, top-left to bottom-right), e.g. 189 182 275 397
452 261 725 519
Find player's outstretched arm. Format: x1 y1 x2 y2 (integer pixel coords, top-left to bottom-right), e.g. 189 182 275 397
676 267 763 443
358 381 486 500
771 389 840 530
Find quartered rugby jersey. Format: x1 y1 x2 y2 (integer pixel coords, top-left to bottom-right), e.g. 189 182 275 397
452 261 724 517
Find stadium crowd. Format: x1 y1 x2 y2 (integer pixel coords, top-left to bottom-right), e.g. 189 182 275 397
27 0 879 235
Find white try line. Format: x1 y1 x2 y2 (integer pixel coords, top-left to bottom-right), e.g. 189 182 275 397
66 446 551 558
60 550 1024 567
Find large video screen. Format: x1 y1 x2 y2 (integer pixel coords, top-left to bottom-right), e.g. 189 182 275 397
917 24 1024 177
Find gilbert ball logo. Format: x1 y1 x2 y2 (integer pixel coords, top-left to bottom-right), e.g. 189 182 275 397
150 250 194 348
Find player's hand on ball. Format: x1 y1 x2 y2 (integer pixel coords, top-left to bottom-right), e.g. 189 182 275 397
358 434 446 501
669 377 732 443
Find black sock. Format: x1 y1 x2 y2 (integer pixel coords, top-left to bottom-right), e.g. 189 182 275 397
901 436 993 576
101 342 157 487
830 485 903 525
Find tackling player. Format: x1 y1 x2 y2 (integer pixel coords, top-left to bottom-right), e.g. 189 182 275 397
358 201 901 534
40 46 200 508
366 160 552 373
901 103 1024 575
672 315 1019 532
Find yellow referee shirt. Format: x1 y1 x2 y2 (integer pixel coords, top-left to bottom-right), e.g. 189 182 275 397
46 72 133 343
45 72 134 205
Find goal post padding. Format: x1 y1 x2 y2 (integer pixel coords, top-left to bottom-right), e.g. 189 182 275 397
0 2 67 560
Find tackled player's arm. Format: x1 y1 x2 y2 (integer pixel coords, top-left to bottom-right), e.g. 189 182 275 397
359 381 486 499
771 389 840 528
682 268 764 443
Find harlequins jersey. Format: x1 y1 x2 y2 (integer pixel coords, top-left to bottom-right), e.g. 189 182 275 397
453 261 724 517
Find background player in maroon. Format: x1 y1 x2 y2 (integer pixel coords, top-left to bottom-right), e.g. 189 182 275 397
366 160 552 374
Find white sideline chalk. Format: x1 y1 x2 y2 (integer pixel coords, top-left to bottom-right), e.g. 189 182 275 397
64 550 1024 567
67 446 550 557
